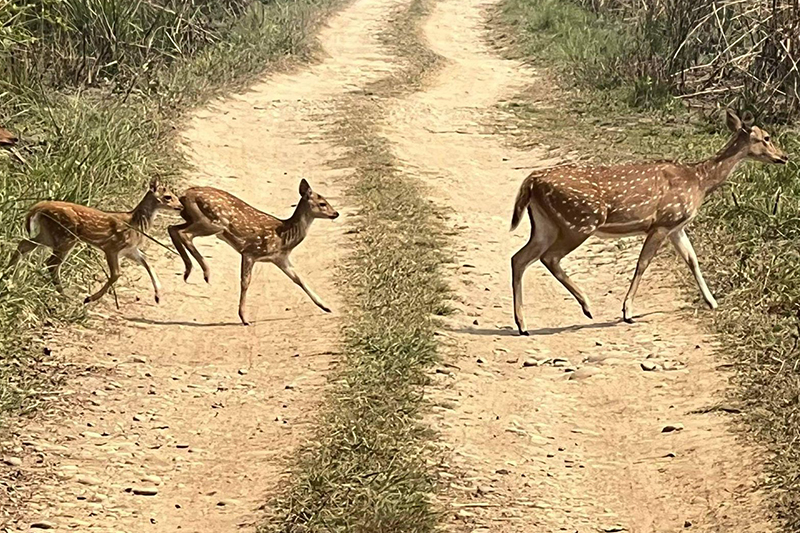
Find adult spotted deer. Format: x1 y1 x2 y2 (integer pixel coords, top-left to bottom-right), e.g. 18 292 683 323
0 127 18 146
7 179 182 304
510 110 788 336
168 179 339 325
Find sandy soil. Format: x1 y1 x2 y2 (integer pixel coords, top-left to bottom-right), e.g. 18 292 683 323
1 0 776 531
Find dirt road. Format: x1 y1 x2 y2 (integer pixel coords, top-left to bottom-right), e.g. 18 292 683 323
391 0 775 531
2 0 404 530
2 0 775 531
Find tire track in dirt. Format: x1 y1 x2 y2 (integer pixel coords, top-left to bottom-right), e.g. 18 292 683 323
383 0 776 531
1 0 408 531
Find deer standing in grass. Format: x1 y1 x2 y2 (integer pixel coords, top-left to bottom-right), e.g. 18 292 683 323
510 110 788 336
168 179 339 325
7 179 182 304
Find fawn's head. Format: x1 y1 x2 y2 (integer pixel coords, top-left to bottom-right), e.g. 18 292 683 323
0 127 18 147
727 110 788 165
299 179 339 219
148 178 183 210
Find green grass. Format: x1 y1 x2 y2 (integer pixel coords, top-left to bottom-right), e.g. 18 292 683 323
494 0 800 530
263 1 449 531
0 0 340 415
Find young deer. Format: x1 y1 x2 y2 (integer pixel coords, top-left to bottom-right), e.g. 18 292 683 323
168 179 339 325
510 110 788 336
0 127 18 147
7 179 182 304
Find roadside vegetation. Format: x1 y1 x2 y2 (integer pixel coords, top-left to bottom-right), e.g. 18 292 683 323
493 0 800 528
264 1 448 531
0 0 338 415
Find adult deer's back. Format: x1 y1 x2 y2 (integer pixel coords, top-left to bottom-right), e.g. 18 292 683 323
510 110 788 335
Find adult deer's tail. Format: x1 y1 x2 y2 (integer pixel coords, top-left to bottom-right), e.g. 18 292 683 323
510 179 532 231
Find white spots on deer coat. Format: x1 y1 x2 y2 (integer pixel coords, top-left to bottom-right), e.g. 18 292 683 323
524 161 708 234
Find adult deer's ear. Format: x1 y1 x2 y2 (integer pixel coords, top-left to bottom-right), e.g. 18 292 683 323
149 177 159 192
299 178 311 197
726 109 742 132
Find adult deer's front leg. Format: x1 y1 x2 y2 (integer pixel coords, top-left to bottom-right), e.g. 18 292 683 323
623 228 668 323
85 251 121 304
274 257 331 313
669 228 717 310
239 255 255 325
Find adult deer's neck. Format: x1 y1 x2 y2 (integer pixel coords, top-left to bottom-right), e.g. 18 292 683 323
130 191 160 231
281 199 313 249
695 131 749 194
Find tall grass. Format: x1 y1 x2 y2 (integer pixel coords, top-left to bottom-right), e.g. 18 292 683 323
0 0 338 414
496 0 800 529
504 0 800 119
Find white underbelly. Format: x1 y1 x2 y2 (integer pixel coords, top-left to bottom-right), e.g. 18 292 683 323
594 221 650 239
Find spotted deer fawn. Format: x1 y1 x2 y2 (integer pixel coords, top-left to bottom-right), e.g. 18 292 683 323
0 127 18 146
7 179 182 304
510 110 788 336
168 179 339 325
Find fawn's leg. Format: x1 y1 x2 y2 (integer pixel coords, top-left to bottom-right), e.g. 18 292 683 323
128 248 162 304
45 243 76 293
85 251 121 304
6 238 41 271
239 255 255 325
168 222 194 281
273 257 331 313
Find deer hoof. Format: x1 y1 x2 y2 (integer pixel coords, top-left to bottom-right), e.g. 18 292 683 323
83 296 91 304
321 306 332 313
183 271 191 282
155 295 160 304
623 316 634 324
583 308 593 320
518 328 529 336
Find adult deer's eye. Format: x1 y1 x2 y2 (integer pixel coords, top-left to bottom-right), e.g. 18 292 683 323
164 195 173 201
319 202 327 207
764 136 770 143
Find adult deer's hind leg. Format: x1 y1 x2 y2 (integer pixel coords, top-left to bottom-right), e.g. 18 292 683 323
511 205 558 336
540 232 592 319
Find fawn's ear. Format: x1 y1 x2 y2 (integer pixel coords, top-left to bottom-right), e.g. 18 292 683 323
149 177 159 192
726 109 742 132
741 111 755 130
299 178 311 197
